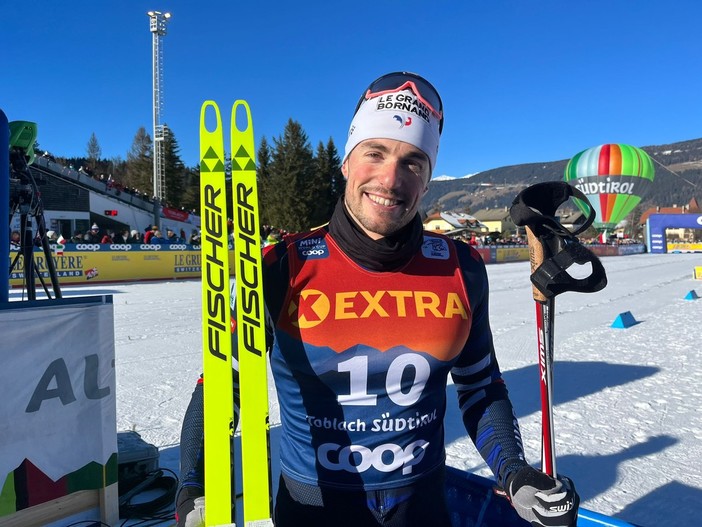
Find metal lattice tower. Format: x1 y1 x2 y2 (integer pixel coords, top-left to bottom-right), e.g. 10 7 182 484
147 10 171 202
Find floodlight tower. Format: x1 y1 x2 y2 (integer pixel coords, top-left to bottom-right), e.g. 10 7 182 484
147 10 171 202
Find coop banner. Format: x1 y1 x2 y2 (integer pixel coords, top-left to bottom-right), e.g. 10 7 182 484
0 297 117 485
8 245 230 285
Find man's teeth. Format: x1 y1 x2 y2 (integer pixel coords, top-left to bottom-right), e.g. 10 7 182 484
368 194 398 207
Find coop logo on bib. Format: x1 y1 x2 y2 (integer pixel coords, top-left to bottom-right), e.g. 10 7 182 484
297 237 329 260
317 440 429 475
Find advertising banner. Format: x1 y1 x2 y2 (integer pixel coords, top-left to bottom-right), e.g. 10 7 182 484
495 246 530 263
9 244 236 286
8 242 649 289
667 242 702 253
162 206 191 222
0 296 117 517
647 213 702 253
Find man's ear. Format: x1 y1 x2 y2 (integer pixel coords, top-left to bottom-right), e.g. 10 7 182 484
341 159 349 179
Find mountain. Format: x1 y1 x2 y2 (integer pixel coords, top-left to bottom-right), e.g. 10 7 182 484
426 138 702 214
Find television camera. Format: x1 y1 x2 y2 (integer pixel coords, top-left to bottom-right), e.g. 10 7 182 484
8 121 61 300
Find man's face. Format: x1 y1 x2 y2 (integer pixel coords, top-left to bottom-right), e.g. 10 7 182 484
342 138 430 240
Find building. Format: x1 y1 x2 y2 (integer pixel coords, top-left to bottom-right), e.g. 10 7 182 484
9 156 199 241
639 198 701 241
639 198 700 224
423 211 488 237
471 207 517 235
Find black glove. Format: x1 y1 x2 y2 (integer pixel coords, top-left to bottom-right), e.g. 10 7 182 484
506 465 579 527
175 485 204 527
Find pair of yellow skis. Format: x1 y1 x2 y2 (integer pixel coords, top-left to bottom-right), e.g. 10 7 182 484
199 101 272 527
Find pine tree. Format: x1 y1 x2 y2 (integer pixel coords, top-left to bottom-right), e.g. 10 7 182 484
108 156 127 185
86 132 102 172
311 141 333 226
267 119 315 232
162 125 187 207
125 127 153 196
256 136 273 225
325 138 344 215
306 138 344 226
181 165 201 214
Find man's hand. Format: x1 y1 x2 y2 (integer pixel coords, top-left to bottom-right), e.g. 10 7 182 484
506 465 579 527
176 487 205 527
184 497 206 527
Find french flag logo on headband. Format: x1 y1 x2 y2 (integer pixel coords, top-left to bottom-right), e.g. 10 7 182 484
393 115 412 128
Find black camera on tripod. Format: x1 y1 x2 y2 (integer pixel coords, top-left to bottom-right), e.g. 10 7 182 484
9 121 46 210
8 120 61 300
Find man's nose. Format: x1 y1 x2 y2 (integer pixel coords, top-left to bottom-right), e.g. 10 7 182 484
377 159 403 188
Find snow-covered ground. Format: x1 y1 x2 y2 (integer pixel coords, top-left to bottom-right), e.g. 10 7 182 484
33 252 701 527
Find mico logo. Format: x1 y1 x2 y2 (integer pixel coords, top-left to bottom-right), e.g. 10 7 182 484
317 440 429 475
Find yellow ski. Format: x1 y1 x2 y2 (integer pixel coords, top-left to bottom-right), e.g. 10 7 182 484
199 101 236 526
231 100 273 526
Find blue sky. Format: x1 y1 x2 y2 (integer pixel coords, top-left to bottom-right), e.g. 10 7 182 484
2 1 701 179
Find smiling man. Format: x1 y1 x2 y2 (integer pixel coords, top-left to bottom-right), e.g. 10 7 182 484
342 139 429 239
176 72 579 527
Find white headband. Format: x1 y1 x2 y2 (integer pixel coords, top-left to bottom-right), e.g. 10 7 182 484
343 88 441 173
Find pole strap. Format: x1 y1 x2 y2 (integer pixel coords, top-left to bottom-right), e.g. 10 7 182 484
510 182 608 299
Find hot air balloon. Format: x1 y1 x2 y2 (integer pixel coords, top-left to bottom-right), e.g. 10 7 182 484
564 144 655 230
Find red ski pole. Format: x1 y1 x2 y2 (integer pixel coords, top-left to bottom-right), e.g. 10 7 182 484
511 182 607 478
524 224 558 476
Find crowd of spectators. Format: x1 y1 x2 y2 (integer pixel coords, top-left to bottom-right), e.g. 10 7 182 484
450 233 528 246
450 232 647 247
261 224 288 247
10 224 198 250
41 153 197 215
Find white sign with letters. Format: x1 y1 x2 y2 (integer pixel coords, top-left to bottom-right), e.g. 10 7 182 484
0 297 117 484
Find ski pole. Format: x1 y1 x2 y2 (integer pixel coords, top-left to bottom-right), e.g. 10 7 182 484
510 182 607 477
525 228 558 476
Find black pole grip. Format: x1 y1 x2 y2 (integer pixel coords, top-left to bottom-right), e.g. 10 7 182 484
510 182 607 299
